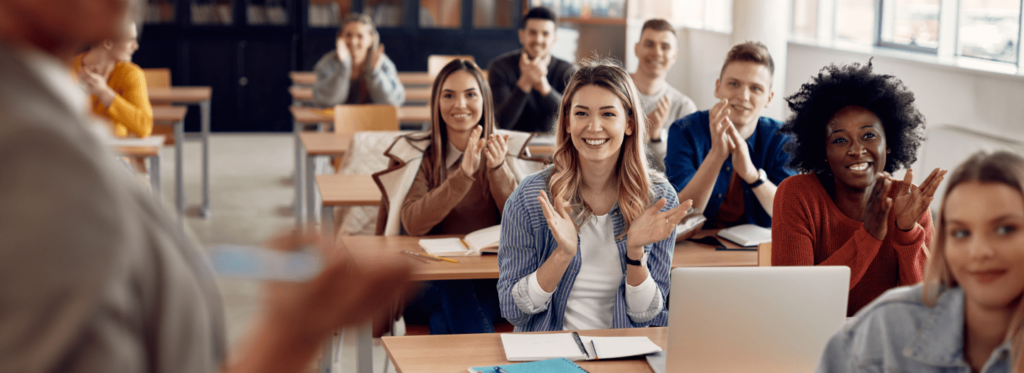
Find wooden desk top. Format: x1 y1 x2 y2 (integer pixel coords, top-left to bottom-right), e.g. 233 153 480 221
291 71 433 86
114 145 160 157
148 86 212 104
152 106 188 123
291 105 430 124
339 230 758 282
289 86 430 102
382 327 667 373
397 71 432 86
316 174 382 206
289 71 316 85
299 132 352 156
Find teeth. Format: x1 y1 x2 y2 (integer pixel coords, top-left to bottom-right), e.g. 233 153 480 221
584 139 608 146
452 114 470 118
848 163 869 171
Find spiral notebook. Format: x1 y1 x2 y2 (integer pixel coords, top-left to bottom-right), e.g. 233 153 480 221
499 332 662 362
468 358 588 373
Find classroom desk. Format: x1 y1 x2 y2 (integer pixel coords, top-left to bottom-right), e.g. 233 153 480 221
299 132 354 225
290 71 434 87
152 106 188 221
111 135 166 197
325 231 760 373
289 86 431 103
314 173 381 231
382 327 668 373
148 86 213 219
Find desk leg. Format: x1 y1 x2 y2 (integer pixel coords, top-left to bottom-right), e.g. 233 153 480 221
200 99 211 218
321 205 334 246
150 153 161 197
174 120 185 225
306 153 317 225
294 121 304 226
318 330 340 373
355 322 373 373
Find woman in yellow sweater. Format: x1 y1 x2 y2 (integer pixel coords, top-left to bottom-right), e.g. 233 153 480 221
72 21 153 138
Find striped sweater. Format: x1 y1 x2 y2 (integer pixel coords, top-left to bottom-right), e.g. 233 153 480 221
497 166 678 332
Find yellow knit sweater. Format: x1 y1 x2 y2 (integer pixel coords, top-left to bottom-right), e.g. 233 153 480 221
71 54 154 138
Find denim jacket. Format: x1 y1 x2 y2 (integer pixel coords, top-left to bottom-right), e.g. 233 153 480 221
497 167 678 332
817 284 1013 373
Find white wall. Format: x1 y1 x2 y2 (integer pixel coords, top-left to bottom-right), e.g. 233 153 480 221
668 27 1024 184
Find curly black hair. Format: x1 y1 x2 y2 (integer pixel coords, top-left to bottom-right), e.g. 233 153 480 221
781 60 926 174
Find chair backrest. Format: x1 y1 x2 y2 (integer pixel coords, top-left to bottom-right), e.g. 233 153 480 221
142 68 172 88
757 242 772 266
142 68 174 146
427 55 474 80
333 104 399 136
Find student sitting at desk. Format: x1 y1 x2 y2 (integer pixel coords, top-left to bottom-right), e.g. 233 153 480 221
71 20 153 138
664 42 794 229
312 13 405 108
817 151 1023 372
497 60 692 332
373 59 540 334
773 61 945 316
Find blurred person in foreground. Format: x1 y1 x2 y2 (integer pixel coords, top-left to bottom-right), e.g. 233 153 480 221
0 1 413 372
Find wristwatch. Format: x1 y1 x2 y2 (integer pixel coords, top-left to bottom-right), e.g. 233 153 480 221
625 251 648 267
747 168 768 188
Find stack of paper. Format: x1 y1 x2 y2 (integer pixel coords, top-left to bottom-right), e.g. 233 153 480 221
499 333 662 362
717 224 772 247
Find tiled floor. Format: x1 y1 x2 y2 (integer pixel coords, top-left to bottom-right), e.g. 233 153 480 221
158 133 389 372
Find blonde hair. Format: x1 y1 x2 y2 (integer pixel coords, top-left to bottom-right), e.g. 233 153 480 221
923 150 1024 371
422 59 495 191
548 59 653 239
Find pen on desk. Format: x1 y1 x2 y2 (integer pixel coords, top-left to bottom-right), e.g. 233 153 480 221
400 250 458 263
399 250 432 263
492 367 509 373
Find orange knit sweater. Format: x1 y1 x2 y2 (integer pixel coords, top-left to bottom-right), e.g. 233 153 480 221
71 54 153 138
772 174 931 316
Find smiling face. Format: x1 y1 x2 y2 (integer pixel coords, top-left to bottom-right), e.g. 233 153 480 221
340 21 373 61
714 61 773 129
438 70 483 135
518 18 556 59
634 28 678 78
566 84 633 166
944 181 1024 313
107 21 138 62
825 105 889 191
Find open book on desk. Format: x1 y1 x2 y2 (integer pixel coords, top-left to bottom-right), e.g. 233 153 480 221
717 224 772 247
500 332 662 362
419 225 500 256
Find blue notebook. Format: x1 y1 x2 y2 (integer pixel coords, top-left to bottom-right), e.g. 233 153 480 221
468 358 588 373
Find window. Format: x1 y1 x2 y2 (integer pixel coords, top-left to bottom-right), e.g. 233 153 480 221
835 0 875 45
792 0 818 39
879 0 940 50
671 0 731 32
474 0 514 28
420 0 461 28
958 0 1021 63
365 0 404 27
308 0 351 27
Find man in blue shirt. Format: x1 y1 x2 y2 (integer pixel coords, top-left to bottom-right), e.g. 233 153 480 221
664 41 794 228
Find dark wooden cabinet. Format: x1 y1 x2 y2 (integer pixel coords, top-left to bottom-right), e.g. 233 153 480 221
137 0 521 132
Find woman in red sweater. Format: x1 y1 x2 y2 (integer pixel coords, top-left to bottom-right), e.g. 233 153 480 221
773 61 946 315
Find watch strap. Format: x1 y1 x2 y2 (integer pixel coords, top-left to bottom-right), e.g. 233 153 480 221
747 169 767 188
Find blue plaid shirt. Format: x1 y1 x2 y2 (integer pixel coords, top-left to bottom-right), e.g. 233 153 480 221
497 167 677 332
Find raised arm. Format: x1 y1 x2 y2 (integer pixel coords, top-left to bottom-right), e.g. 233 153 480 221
400 163 476 236
772 178 885 290
106 65 153 137
364 52 405 106
312 52 353 108
497 182 546 327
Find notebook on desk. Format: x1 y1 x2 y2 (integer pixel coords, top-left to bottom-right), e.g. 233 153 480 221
468 358 587 373
419 225 500 256
499 332 662 362
716 224 771 247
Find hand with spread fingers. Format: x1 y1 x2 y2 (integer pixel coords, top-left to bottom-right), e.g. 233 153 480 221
708 99 734 161
626 198 693 255
862 172 894 241
80 66 116 106
646 95 671 141
893 168 947 231
460 125 485 176
538 190 578 257
485 133 510 170
727 124 759 184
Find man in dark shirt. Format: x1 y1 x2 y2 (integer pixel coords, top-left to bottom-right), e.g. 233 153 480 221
487 7 573 133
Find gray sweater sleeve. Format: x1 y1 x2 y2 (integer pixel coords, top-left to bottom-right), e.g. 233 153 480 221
312 51 352 107
365 54 405 107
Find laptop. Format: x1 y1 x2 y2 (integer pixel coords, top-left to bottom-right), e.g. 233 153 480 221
665 267 850 372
